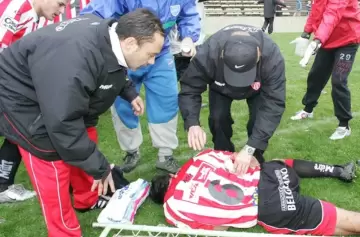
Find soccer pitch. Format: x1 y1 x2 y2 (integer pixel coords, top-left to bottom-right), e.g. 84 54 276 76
0 33 359 237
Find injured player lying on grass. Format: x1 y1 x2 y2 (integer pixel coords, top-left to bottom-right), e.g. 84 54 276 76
149 149 358 236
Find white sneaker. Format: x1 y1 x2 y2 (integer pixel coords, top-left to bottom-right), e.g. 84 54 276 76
329 127 351 140
290 110 314 120
0 184 36 203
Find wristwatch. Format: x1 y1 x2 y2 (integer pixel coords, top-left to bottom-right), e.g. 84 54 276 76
243 145 256 156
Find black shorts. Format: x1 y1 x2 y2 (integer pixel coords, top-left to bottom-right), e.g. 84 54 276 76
257 161 337 236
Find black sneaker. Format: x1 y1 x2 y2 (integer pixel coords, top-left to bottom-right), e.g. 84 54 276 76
75 195 110 212
339 162 356 182
121 151 140 173
155 156 180 174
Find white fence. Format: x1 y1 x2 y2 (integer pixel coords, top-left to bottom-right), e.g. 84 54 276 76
202 16 308 34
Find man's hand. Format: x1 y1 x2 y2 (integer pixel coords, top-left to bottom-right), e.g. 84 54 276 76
181 37 196 57
131 96 144 116
233 145 256 175
91 171 116 196
188 125 206 151
249 156 260 168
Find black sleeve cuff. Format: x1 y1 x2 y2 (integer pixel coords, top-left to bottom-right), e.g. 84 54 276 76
247 138 268 152
184 119 200 131
119 81 138 103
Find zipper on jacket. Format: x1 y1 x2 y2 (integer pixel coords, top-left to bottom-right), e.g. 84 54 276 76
28 113 42 134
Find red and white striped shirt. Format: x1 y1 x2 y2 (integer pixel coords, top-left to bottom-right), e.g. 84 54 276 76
0 0 89 49
0 0 38 49
164 149 261 230
38 0 90 28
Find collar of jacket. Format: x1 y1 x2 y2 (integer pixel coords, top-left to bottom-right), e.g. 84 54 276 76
97 18 123 73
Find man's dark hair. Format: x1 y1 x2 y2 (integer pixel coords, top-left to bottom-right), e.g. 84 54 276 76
116 8 165 45
149 174 171 204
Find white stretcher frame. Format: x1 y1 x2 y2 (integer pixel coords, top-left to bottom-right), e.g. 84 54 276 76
92 223 326 237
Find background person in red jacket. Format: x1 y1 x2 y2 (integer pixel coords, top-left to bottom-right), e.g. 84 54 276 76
290 0 360 140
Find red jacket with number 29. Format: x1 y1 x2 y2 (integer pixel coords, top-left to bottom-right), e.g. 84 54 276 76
304 0 360 49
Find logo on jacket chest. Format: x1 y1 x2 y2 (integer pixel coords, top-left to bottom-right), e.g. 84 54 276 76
170 5 180 16
99 84 113 90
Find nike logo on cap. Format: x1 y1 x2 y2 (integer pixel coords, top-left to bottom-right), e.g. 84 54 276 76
235 65 245 69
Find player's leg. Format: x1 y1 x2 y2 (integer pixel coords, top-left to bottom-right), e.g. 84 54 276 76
208 89 234 152
143 53 179 174
0 138 35 203
334 207 360 235
70 165 108 210
111 70 145 173
70 127 107 212
0 139 36 202
0 139 21 191
267 17 274 34
257 161 336 236
18 146 82 237
261 17 270 32
74 165 130 213
282 159 356 182
329 44 358 140
291 48 335 120
266 198 360 236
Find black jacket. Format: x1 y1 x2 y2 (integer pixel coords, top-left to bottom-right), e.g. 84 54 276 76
179 24 286 151
0 15 137 180
257 0 287 18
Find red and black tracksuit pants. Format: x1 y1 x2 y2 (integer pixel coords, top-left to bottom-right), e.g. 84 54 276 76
18 127 99 237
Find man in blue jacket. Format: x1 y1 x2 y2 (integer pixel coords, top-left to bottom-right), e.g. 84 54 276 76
81 0 200 174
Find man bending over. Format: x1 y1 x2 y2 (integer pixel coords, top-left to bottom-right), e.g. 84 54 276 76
150 149 358 236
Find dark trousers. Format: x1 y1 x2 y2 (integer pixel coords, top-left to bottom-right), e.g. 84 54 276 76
208 89 264 163
302 44 359 126
262 17 274 34
0 138 22 192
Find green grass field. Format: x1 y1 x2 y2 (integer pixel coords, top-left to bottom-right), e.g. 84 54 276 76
0 33 360 237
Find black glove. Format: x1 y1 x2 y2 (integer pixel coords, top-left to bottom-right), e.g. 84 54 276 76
301 32 311 39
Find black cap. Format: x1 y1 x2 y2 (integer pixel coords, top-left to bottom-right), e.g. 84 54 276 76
222 35 260 87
